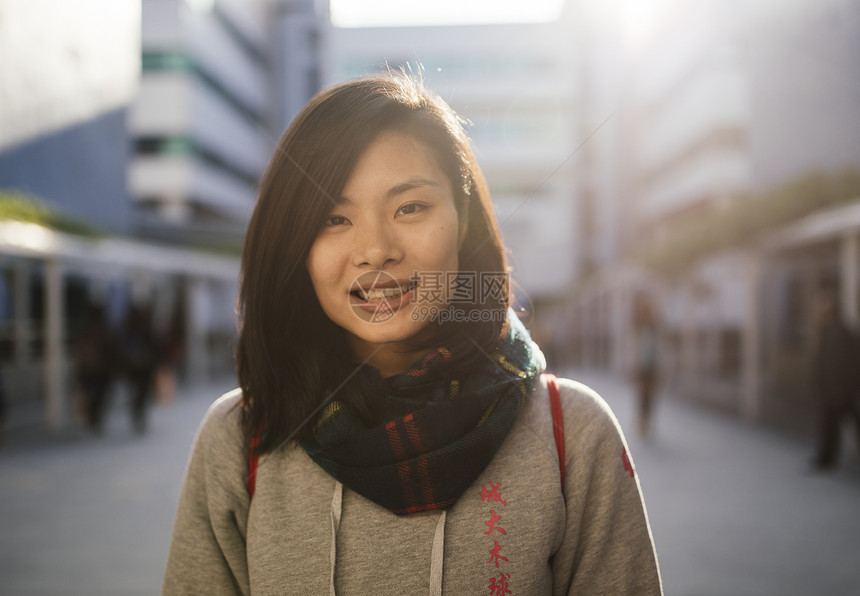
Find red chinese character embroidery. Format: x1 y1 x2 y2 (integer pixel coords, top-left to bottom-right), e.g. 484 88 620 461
622 448 635 478
483 510 506 535
488 572 512 595
487 539 509 568
479 482 507 506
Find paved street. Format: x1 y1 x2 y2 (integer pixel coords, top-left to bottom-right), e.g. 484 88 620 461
0 380 236 596
565 369 860 596
2 372 860 595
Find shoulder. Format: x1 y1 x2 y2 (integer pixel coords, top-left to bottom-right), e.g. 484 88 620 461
201 388 244 428
518 373 633 483
554 376 625 444
523 374 623 444
194 388 246 457
182 388 250 506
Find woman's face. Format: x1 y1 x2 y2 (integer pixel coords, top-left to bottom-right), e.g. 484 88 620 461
306 130 461 357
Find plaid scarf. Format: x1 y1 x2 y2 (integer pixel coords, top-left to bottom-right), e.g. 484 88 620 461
300 314 543 515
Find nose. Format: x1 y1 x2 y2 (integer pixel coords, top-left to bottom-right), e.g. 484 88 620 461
352 221 403 269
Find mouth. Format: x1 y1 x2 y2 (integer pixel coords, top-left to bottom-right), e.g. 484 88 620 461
350 279 418 303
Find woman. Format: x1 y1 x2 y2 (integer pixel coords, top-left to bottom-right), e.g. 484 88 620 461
163 74 661 594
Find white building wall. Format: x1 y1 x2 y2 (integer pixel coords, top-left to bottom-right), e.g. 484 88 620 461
183 5 269 115
129 155 255 219
0 0 140 153
561 0 634 272
141 0 183 48
219 0 269 47
273 0 323 130
639 150 751 219
639 66 749 174
129 74 191 134
632 2 751 224
132 0 275 230
188 81 268 174
745 0 860 190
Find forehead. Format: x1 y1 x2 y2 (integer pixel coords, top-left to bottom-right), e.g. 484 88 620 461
341 131 451 199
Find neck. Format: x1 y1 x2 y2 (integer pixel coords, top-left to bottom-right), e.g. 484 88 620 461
348 337 429 378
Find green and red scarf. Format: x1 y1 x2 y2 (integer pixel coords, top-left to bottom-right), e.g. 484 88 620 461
300 313 543 515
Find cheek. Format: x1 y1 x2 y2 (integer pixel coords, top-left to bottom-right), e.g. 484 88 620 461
306 242 338 298
412 227 457 266
436 220 461 268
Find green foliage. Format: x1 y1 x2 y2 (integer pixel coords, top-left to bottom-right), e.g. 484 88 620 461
635 168 860 275
191 238 244 258
0 189 103 238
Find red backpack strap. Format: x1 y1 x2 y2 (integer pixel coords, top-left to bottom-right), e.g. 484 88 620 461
544 373 566 489
248 432 260 498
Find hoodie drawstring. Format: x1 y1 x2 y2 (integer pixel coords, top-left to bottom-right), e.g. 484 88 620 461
330 481 343 596
429 509 447 596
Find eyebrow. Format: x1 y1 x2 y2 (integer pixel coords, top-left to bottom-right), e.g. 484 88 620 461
385 177 443 199
335 177 443 205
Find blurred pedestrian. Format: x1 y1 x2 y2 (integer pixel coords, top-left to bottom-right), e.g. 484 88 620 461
632 293 661 438
155 302 186 405
121 304 158 434
74 303 116 433
809 291 860 471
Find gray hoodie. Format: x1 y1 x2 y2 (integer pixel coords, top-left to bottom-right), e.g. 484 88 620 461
163 375 662 595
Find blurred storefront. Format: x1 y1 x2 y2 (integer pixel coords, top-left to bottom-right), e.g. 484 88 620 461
0 221 239 429
756 202 860 430
562 193 860 433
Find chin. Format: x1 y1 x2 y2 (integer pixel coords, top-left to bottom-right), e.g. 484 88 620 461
350 314 430 345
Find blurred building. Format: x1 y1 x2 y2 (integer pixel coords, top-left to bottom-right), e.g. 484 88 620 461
0 0 325 429
272 0 326 130
326 20 580 313
0 1 139 233
565 0 860 428
130 0 273 244
130 0 324 243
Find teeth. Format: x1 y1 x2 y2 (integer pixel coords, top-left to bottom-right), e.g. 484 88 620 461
356 282 415 302
361 287 405 301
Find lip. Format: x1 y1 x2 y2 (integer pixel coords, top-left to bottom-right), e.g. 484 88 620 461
348 270 420 322
349 288 415 315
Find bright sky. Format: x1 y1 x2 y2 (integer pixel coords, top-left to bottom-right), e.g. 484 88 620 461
330 0 565 28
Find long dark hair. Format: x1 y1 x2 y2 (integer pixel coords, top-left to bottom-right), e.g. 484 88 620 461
237 73 509 454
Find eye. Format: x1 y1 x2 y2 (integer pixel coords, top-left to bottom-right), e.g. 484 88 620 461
396 202 428 217
324 214 351 227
